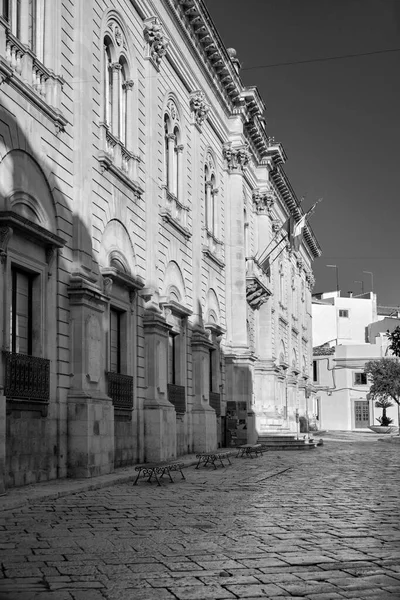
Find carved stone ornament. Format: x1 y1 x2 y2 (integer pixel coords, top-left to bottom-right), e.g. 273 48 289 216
103 277 113 297
144 17 169 67
306 272 316 289
108 19 127 50
272 220 281 233
252 189 275 215
0 225 13 265
223 143 250 172
296 256 304 271
189 90 210 127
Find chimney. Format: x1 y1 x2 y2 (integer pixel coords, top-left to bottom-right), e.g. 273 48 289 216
348 291 353 298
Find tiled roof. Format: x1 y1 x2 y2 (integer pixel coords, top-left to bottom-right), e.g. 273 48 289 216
313 344 335 356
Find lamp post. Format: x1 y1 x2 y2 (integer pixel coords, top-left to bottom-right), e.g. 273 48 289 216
327 264 339 293
355 280 364 295
363 271 374 293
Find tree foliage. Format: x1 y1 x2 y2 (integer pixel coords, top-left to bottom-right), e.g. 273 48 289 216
374 398 394 426
387 325 400 357
364 358 400 406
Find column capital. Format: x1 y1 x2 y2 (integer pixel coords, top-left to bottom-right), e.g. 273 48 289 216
223 142 250 172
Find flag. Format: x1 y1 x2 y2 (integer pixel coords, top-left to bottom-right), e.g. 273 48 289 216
259 254 270 276
291 198 322 251
292 214 306 251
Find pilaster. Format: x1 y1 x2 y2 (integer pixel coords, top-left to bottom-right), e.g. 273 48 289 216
142 306 177 462
191 327 217 452
67 276 114 477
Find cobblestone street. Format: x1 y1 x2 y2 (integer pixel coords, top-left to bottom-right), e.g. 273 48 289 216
1 435 400 600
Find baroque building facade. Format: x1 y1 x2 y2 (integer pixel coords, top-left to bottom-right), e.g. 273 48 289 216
0 0 320 491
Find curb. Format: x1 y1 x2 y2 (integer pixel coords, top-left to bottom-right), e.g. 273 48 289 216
0 457 199 513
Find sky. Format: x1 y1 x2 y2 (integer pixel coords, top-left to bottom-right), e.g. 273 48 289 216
205 0 400 307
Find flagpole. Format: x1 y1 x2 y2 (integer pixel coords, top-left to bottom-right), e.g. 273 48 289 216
257 234 287 265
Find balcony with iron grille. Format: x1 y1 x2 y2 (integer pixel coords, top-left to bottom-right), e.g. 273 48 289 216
167 384 186 414
209 392 221 416
106 371 134 420
3 351 50 415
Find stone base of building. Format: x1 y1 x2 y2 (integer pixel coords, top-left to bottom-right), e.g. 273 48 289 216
191 405 217 453
143 401 177 462
0 393 5 495
67 395 114 478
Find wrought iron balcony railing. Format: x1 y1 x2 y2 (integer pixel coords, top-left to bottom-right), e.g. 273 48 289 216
3 351 50 401
209 392 221 416
106 372 134 412
167 383 186 413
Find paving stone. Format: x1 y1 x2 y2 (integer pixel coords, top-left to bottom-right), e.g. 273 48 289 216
1 440 400 600
227 582 289 596
167 586 236 599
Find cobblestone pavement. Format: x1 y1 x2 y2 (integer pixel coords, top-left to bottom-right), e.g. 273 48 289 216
1 438 400 600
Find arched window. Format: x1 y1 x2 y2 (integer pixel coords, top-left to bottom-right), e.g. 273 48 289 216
204 153 218 236
102 20 133 148
279 261 285 305
119 58 128 146
164 99 182 198
104 40 113 127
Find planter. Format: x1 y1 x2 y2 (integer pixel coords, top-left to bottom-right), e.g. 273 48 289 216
368 425 399 434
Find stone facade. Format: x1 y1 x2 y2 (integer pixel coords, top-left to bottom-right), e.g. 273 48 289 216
0 0 320 491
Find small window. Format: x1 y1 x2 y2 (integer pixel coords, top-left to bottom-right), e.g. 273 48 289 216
11 267 35 355
354 372 367 385
339 309 349 318
109 308 122 373
168 332 177 385
313 360 318 383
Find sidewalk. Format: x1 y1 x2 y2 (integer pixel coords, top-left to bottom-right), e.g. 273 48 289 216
0 453 200 513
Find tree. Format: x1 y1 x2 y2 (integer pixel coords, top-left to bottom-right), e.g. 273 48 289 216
387 325 400 357
364 358 400 434
374 398 393 427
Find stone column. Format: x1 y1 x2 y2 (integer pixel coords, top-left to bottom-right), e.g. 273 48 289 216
67 277 114 477
142 308 176 462
191 328 217 452
72 0 95 276
167 134 176 194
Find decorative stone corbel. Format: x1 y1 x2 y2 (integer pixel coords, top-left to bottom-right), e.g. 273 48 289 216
0 225 13 266
45 246 58 278
103 276 113 297
189 90 210 127
143 17 169 69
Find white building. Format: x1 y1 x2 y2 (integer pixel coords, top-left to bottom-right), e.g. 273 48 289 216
312 292 399 430
0 0 320 492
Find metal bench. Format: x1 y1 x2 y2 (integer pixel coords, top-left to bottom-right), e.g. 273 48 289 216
195 450 232 470
236 444 264 458
133 462 185 486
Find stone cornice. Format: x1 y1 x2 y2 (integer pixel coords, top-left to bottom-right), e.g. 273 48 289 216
268 164 321 259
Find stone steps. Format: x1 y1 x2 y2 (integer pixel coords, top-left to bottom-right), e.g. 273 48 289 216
257 435 317 451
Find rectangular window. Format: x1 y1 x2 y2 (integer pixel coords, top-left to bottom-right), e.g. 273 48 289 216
11 267 34 355
312 360 318 383
354 372 367 386
339 309 349 318
168 332 176 385
109 308 122 373
2 0 9 20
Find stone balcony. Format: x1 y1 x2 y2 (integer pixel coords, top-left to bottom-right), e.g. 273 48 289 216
202 228 224 267
245 257 272 309
160 188 191 239
0 24 67 131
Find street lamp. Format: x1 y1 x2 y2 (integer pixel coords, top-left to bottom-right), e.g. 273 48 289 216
355 280 364 294
327 264 339 293
363 271 374 293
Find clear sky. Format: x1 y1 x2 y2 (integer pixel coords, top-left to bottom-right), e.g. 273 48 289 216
205 0 400 307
